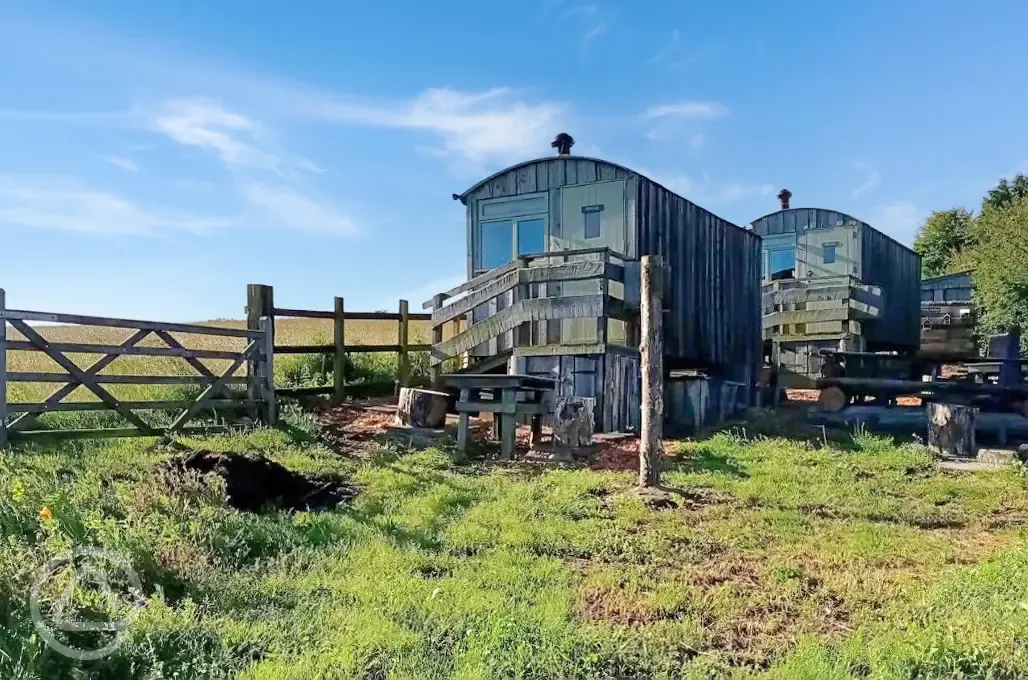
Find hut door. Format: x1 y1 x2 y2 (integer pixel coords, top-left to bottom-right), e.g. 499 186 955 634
557 181 627 345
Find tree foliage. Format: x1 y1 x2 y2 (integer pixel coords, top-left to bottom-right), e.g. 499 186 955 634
913 208 974 278
982 173 1028 213
968 196 1028 341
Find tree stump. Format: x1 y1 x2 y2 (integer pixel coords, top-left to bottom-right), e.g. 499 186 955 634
552 397 595 448
395 388 449 428
926 402 978 458
817 386 847 413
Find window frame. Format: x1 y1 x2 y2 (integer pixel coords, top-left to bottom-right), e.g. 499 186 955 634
582 204 604 239
767 247 796 280
475 192 549 275
823 242 838 264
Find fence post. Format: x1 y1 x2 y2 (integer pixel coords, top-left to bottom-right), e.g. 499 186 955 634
247 284 273 413
0 288 7 447
260 317 277 425
398 299 410 390
334 297 346 404
430 294 444 386
639 255 664 488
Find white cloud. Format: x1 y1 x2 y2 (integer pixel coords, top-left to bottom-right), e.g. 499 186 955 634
102 155 139 172
868 201 923 246
0 175 229 235
635 168 774 206
242 183 358 236
147 98 321 175
851 163 881 198
311 87 564 165
644 101 730 120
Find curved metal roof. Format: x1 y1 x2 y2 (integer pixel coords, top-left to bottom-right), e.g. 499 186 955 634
456 156 640 202
746 206 871 229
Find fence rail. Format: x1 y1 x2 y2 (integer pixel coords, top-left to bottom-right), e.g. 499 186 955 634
247 284 435 403
0 288 274 444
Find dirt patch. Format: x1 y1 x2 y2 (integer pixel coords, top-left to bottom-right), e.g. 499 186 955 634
163 450 357 512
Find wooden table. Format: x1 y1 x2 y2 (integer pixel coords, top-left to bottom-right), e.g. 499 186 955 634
440 374 557 459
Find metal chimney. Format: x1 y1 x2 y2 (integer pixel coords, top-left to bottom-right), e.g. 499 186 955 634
552 132 574 156
777 189 792 210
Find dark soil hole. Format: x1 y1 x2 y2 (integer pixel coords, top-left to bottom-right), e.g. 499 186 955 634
163 450 357 512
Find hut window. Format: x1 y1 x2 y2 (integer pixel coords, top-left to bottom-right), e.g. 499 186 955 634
583 205 604 239
823 243 837 264
769 248 795 281
517 218 545 256
481 220 514 269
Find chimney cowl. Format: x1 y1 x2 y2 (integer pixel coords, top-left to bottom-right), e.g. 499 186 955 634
777 189 792 210
552 133 575 156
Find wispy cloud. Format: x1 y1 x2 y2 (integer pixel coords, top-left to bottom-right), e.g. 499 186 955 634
101 155 139 172
242 183 359 235
644 101 731 120
851 163 881 198
0 175 229 235
635 167 774 206
869 201 923 246
310 88 564 166
146 98 321 175
648 30 681 64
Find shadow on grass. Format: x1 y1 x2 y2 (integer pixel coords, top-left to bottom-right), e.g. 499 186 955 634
667 447 749 478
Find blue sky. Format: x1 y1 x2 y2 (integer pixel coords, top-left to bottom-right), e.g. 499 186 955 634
2 0 1027 321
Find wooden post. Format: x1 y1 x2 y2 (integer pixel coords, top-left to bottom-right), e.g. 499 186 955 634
927 402 978 458
334 297 346 404
457 387 471 452
246 284 272 419
430 294 445 386
639 255 664 487
260 317 277 425
0 288 7 448
398 299 410 390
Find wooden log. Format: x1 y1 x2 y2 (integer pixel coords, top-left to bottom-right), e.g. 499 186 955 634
395 387 449 428
817 386 847 413
639 255 664 487
926 403 978 458
552 396 595 447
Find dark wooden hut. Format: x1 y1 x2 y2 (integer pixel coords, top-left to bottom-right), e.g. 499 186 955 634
427 141 762 433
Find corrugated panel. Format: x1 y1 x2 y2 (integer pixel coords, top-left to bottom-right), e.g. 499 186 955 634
636 177 761 398
859 224 922 349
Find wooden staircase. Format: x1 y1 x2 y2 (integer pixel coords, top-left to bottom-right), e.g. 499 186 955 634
423 248 637 379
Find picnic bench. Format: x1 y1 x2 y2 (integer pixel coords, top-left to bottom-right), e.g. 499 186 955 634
440 374 557 459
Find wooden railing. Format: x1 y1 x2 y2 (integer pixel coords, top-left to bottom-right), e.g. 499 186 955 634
246 284 433 401
423 248 637 380
0 288 273 443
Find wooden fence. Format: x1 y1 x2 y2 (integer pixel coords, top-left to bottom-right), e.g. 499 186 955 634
246 284 435 402
0 288 274 443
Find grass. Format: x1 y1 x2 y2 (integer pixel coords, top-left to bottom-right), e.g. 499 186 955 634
2 418 1027 679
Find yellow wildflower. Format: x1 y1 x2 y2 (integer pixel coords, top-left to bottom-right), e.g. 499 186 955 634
39 506 53 521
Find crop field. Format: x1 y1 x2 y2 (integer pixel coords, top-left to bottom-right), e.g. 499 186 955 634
2 412 1028 678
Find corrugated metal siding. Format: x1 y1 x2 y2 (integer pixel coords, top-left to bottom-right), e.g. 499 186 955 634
637 177 762 394
921 272 973 302
749 208 859 235
859 224 922 349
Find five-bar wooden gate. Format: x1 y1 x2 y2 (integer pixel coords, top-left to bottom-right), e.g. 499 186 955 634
0 288 275 444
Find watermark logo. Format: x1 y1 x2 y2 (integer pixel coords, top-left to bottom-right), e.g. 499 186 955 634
30 547 146 661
